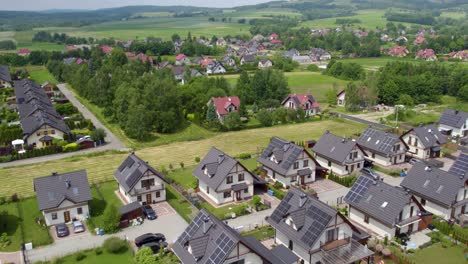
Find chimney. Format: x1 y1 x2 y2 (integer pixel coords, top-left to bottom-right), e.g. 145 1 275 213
203 216 211 234
228 97 231 102
65 179 71 189
425 166 432 172
299 193 307 208
52 172 58 176
218 154 225 164
455 110 459 115
342 138 346 143
373 180 377 185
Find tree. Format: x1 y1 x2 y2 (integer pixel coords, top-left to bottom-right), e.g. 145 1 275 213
90 128 106 142
102 205 120 233
458 85 468 102
257 109 274 127
135 247 157 264
397 94 414 107
345 82 360 112
206 100 217 122
326 88 338 106
235 71 253 104
223 112 242 131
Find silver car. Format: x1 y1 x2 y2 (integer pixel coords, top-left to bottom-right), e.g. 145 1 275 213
73 220 85 233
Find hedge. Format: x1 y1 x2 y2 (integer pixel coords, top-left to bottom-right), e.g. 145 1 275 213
328 172 357 187
432 218 468 244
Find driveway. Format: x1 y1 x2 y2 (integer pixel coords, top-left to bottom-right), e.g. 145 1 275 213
26 202 187 263
0 83 126 168
0 251 22 264
309 179 350 207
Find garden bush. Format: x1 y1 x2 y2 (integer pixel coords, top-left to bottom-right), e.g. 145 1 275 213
63 143 80 152
103 237 127 254
94 247 103 255
237 153 252 160
328 172 357 187
74 252 86 261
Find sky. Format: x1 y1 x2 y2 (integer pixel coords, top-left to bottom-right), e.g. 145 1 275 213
2 0 275 11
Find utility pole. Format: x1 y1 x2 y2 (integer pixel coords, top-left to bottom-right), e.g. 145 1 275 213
395 106 399 128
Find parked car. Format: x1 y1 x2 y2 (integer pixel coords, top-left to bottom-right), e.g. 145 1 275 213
135 233 166 247
361 167 379 180
73 220 85 233
141 241 168 253
408 158 421 165
143 205 157 220
55 224 70 237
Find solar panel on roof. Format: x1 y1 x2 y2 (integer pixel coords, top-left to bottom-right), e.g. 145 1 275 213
177 212 206 245
449 153 468 176
270 201 291 223
206 233 236 264
345 176 373 204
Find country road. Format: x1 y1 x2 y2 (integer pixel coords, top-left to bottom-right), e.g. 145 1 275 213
0 84 126 168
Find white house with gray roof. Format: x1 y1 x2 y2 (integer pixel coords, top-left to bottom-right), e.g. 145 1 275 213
345 175 428 239
0 65 12 88
173 209 298 264
194 147 262 205
114 153 166 205
33 170 92 226
267 187 373 264
438 109 468 137
357 126 407 166
401 162 468 221
312 131 367 176
401 124 447 160
258 137 319 187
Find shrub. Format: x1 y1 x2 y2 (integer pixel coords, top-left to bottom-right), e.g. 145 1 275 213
10 194 18 202
237 153 251 160
180 162 184 169
169 163 174 171
75 252 86 261
102 205 120 233
135 246 156 263
94 247 103 255
0 197 6 205
103 237 127 254
307 64 320 72
273 181 283 189
63 143 80 152
195 156 200 162
250 195 262 208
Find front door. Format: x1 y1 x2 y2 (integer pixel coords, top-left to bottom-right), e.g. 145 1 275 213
146 193 152 204
408 223 414 234
64 211 70 223
462 205 466 214
393 157 397 164
350 164 354 173
300 176 305 185
236 191 241 201
395 227 400 237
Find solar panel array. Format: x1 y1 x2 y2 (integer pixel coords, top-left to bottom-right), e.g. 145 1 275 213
206 233 236 264
300 207 332 247
449 153 468 176
177 212 206 246
270 201 292 223
360 127 396 153
118 156 135 172
439 112 462 127
345 176 373 204
281 148 302 170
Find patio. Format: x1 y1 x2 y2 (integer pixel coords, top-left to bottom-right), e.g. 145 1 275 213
403 229 432 249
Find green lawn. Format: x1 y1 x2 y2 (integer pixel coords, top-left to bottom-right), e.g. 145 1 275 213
0 198 52 251
239 158 259 171
88 181 123 231
41 246 134 264
166 185 195 222
166 167 198 190
199 201 249 220
241 226 275 241
27 66 58 84
409 243 466 264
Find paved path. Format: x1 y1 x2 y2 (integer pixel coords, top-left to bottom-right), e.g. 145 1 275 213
0 84 126 168
334 112 392 130
0 251 22 264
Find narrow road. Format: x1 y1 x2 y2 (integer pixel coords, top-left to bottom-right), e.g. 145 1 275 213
333 112 392 130
0 84 126 168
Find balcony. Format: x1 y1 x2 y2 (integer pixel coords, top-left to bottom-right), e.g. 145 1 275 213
133 184 164 195
320 235 351 251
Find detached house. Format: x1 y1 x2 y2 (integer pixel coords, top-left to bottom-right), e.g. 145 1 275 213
206 61 226 75
194 147 262 205
292 55 313 65
258 137 319 187
34 170 92 226
175 53 191 65
240 55 255 65
413 36 426 45
114 153 166 205
312 131 366 176
267 187 374 264
401 162 468 221
173 209 298 264
438 109 468 137
281 94 320 116
357 127 407 166
401 124 447 160
221 56 236 67
336 90 345 107
415 49 437 61
208 96 240 123
0 65 12 88
309 48 331 61
258 58 273 69
346 175 430 239
387 46 409 57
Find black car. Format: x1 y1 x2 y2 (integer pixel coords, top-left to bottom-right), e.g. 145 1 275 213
143 205 157 220
55 224 70 238
141 241 168 253
135 233 166 247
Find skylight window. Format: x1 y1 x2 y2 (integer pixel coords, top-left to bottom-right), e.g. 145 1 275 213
436 185 444 193
423 180 430 188
381 202 388 208
366 195 373 202
367 137 371 142
375 140 380 145
425 136 429 142
330 146 335 152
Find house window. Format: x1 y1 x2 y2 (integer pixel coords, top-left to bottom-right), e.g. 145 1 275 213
354 152 358 158
345 165 348 171
293 162 299 169
349 153 353 159
328 161 332 167
238 173 245 182
394 144 400 152
399 211 403 221
410 206 414 217
36 132 41 136
44 131 48 135
141 179 155 189
231 260 245 264
206 186 210 194
308 175 311 178
414 138 418 147
364 215 369 224
52 213 57 220
372 153 375 159
291 176 297 182
357 163 361 169
288 240 294 250
226 176 233 184
51 130 55 135
156 191 160 198
244 189 248 193
77 207 83 214
137 195 142 202
408 137 412 145
420 198 426 206
224 191 231 198
415 149 419 155
272 171 276 179
303 160 309 167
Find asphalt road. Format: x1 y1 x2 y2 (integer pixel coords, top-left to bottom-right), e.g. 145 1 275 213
0 84 126 168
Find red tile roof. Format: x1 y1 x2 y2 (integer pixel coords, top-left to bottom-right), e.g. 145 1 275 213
413 36 426 45
416 49 437 60
18 48 31 54
100 45 113 54
270 33 278 38
65 45 78 51
388 46 409 56
281 94 320 110
200 57 215 68
270 39 282 44
212 96 240 116
175 53 187 61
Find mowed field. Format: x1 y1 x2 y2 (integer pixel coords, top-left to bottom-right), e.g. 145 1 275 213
0 119 366 198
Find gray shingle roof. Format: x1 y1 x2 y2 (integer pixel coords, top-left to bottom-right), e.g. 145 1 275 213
357 126 404 156
449 152 468 177
173 209 286 264
34 170 92 211
401 162 465 207
312 131 362 164
114 153 166 193
258 137 311 176
242 55 255 62
270 244 299 264
0 65 11 83
119 201 142 215
409 124 447 148
345 175 413 227
438 109 468 128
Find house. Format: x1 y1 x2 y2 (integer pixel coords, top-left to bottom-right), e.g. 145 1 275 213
283 49 300 58
0 65 12 88
345 175 430 239
237 47 250 56
258 58 273 70
336 90 345 107
267 187 374 264
173 209 298 264
63 57 76 65
252 34 265 42
380 34 392 42
401 162 467 221
41 82 55 96
206 62 226 75
357 126 407 166
221 56 236 67
413 36 426 45
387 46 409 57
309 48 331 61
193 147 262 205
34 170 92 226
18 48 31 56
114 152 166 205
175 53 191 65
270 33 279 40
258 137 319 187
129 53 153 64
208 96 240 123
449 50 468 61
15 79 70 148
76 58 88 65
76 137 95 149
100 45 113 54
216 37 227 47
401 124 447 160
156 61 171 70
240 55 255 65
270 39 283 45
172 66 185 83
225 47 237 57
281 94 320 116
438 109 468 137
415 49 437 61
312 131 366 176
395 36 408 43
190 69 204 78
200 57 215 68
291 55 313 65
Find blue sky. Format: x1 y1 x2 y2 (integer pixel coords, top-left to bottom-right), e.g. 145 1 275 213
2 0 274 11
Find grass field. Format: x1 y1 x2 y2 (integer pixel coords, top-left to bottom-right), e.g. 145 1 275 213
44 245 133 264
409 243 466 264
241 226 275 241
0 119 365 198
27 66 59 84
166 167 198 190
88 181 123 231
